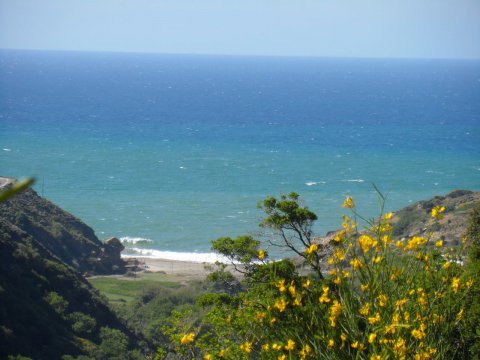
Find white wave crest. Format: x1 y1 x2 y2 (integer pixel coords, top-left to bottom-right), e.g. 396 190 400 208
121 247 231 263
120 236 153 245
342 179 365 183
305 181 326 186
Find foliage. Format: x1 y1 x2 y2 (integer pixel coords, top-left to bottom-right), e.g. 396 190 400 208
162 193 478 360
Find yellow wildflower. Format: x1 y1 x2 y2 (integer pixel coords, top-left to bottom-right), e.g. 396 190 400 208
333 230 345 243
258 249 266 260
302 278 311 288
342 196 355 209
351 341 365 350
327 339 335 348
261 343 270 352
219 348 227 357
405 236 427 251
395 240 405 250
456 308 464 321
359 303 371 316
319 286 331 304
274 298 288 312
361 283 369 292
350 258 364 270
204 354 212 360
180 332 195 344
377 294 388 307
272 343 282 350
451 277 461 293
293 294 302 306
373 256 383 264
240 341 252 353
358 234 375 254
284 339 295 351
466 278 474 289
333 248 346 261
368 333 377 344
278 355 286 360
395 298 408 309
443 261 451 269
299 344 312 358
333 276 342 285
305 243 318 254
329 300 342 327
276 279 287 293
411 328 426 340
371 355 382 360
384 212 394 220
435 240 443 247
431 205 445 220
368 312 381 325
254 311 267 322
288 283 296 297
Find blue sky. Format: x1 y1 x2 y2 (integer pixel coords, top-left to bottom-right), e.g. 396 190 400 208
1 0 479 59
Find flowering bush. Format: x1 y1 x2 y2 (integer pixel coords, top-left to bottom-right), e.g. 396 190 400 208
165 193 477 360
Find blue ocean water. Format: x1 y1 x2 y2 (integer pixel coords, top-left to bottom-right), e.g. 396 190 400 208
1 50 479 260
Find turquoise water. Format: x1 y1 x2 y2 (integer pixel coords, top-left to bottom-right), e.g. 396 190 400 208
1 50 479 259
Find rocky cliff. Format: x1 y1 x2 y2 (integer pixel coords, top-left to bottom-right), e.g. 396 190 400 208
0 183 125 275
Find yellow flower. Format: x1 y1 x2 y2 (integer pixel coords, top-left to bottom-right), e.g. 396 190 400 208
204 354 212 360
361 283 369 292
333 248 346 261
305 243 318 254
333 276 342 285
272 343 282 350
302 278 311 288
278 355 286 360
373 256 383 264
219 348 227 357
395 298 408 309
368 312 381 325
368 333 377 344
276 279 287 293
431 205 445 220
261 343 270 352
384 212 394 220
358 234 376 254
288 283 297 297
293 294 302 306
299 344 312 358
333 230 345 243
371 355 382 360
258 249 266 260
405 236 427 251
284 339 295 351
377 294 388 307
180 332 195 344
351 341 365 350
274 298 288 312
254 311 267 322
442 261 451 269
435 240 443 247
451 277 461 293
240 341 252 353
342 196 355 209
411 328 426 340
319 286 331 303
329 300 342 327
327 339 335 348
466 278 474 289
350 258 364 270
456 308 464 321
359 303 371 316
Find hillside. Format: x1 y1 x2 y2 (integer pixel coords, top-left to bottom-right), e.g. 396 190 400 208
0 179 144 359
0 178 125 275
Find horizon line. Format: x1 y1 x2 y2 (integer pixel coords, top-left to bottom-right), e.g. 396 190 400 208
1 47 479 62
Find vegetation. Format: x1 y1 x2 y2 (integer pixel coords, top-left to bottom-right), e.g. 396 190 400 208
159 192 479 359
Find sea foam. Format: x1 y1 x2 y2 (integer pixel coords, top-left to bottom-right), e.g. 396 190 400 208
121 247 231 263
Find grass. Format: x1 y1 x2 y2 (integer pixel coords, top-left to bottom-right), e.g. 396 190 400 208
89 272 182 304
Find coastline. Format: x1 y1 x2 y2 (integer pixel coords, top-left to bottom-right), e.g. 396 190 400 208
121 255 238 280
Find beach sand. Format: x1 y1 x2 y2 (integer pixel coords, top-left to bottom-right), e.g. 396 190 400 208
122 256 238 281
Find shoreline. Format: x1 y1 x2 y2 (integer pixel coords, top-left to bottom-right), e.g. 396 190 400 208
121 256 237 280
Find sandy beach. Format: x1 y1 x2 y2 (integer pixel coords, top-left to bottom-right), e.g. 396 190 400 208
122 256 237 281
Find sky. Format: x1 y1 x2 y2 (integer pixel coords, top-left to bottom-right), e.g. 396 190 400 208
0 0 479 59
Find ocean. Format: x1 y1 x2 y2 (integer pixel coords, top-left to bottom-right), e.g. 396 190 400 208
1 50 479 260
